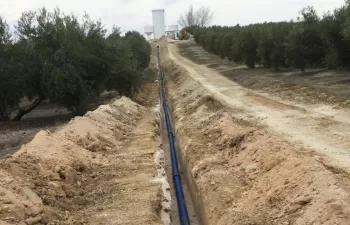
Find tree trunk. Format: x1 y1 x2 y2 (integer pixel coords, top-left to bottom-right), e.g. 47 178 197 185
12 96 45 121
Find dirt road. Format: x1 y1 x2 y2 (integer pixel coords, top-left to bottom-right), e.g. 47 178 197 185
161 40 350 224
168 40 350 172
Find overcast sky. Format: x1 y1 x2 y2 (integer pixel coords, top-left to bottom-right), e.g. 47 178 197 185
0 0 346 34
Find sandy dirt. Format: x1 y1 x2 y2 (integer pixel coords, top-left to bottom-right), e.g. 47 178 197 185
158 38 350 224
3 36 350 225
0 105 72 158
167 39 350 173
0 96 168 225
0 93 119 158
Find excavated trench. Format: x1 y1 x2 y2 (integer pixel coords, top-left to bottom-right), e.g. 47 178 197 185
3 40 350 225
157 52 203 225
158 41 350 225
159 101 203 225
166 94 207 225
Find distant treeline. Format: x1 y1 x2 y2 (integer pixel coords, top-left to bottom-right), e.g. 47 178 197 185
192 2 350 71
0 8 151 120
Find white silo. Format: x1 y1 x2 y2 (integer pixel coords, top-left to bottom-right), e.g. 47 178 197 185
166 25 179 36
144 25 154 39
152 9 165 39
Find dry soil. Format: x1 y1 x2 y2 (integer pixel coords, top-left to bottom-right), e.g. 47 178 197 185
161 38 350 225
169 39 350 173
0 96 169 225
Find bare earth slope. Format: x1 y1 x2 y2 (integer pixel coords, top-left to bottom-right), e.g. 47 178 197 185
160 39 350 224
0 97 167 225
168 40 350 173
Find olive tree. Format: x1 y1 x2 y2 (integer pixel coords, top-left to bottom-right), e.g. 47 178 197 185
0 8 151 121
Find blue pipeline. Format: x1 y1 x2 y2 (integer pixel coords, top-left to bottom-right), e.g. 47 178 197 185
157 47 191 225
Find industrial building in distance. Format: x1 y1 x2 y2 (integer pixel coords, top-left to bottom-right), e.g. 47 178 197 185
144 9 179 40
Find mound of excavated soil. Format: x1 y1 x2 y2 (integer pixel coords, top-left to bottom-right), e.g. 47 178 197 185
165 62 350 225
0 97 166 225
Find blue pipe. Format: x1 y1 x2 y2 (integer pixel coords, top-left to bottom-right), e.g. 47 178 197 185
157 46 191 225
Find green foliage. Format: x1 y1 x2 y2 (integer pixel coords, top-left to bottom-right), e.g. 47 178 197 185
286 27 306 71
124 31 151 70
0 8 151 120
324 47 340 69
220 33 233 59
240 28 258 68
192 2 350 71
0 18 25 120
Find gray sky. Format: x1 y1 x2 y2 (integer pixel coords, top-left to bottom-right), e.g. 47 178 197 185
0 0 346 34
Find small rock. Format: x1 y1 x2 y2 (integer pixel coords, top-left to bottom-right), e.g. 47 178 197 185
29 205 43 216
40 209 63 224
245 163 260 173
64 167 78 184
64 189 75 198
49 172 61 181
163 208 171 213
288 204 302 213
294 196 313 205
74 197 88 206
48 182 66 197
21 188 42 205
87 141 102 152
74 163 87 172
54 165 64 174
25 216 42 225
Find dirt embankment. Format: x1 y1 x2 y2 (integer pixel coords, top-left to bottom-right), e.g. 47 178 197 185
0 92 120 158
0 96 168 225
163 59 350 225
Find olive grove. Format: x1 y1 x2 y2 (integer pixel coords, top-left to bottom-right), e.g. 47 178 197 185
0 8 151 120
192 1 350 71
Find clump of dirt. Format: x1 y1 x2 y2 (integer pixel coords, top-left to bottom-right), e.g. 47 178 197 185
0 96 164 225
134 83 160 107
165 61 350 225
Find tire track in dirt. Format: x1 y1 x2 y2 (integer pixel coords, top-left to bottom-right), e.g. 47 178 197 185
162 55 350 225
167 39 350 173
